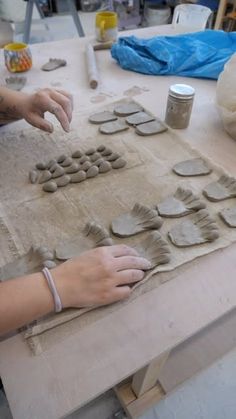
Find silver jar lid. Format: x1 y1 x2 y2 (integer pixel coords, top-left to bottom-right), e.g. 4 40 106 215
169 84 195 99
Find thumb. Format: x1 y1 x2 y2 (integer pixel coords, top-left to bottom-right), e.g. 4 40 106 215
25 113 54 133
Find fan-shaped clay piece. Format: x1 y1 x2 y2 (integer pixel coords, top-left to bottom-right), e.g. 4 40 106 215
173 158 211 177
70 170 86 183
135 120 167 136
99 161 112 173
111 203 163 237
89 111 117 124
106 152 120 161
56 175 70 187
113 102 143 116
72 150 83 158
43 181 58 192
157 187 206 217
55 222 113 260
126 111 155 126
29 170 39 184
66 162 80 174
111 158 127 169
203 175 236 202
168 209 219 247
5 76 26 91
41 58 67 71
134 231 171 269
36 162 46 170
99 120 129 135
97 145 106 152
38 170 52 184
57 154 67 163
86 166 99 178
219 207 236 227
61 157 73 167
52 165 65 178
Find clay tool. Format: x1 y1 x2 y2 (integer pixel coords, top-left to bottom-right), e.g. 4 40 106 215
85 44 99 89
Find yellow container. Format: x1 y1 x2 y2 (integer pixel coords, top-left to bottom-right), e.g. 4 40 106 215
4 43 32 73
95 11 118 42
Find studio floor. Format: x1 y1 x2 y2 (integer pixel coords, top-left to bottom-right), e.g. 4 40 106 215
1 9 236 419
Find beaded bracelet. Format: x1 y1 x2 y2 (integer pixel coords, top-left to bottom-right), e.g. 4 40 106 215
42 267 63 313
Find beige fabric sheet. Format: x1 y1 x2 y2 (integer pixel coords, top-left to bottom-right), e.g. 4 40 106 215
0 99 236 355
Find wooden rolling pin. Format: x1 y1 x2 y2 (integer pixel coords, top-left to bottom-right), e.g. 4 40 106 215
85 44 98 89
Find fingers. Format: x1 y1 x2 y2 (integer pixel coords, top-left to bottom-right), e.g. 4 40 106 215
110 244 139 258
105 285 132 304
114 255 151 272
50 90 73 123
26 112 53 133
114 269 145 286
49 99 70 133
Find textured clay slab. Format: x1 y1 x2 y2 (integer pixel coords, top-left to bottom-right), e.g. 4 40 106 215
99 120 129 135
219 207 236 227
89 111 117 124
113 102 143 116
111 203 163 237
41 58 67 71
157 187 206 218
203 175 236 202
135 120 167 136
125 112 155 126
168 209 219 247
5 76 26 91
134 231 171 269
173 158 211 177
55 222 113 260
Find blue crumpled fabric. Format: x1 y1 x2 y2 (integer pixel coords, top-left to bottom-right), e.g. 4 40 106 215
111 30 236 80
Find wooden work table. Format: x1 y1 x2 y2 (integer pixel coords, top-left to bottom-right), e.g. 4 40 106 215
1 25 236 419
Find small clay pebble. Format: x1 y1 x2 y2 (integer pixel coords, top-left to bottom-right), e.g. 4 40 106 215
41 251 54 260
79 155 90 164
70 170 86 183
50 162 59 173
81 161 92 171
57 154 67 164
85 147 96 155
101 148 112 156
66 162 80 174
86 165 99 178
43 260 57 269
61 157 73 167
43 181 58 192
52 165 65 178
37 246 49 255
111 158 127 169
92 158 104 167
97 145 106 152
72 150 83 158
29 170 39 184
47 159 57 169
39 170 52 184
99 161 112 173
106 152 121 162
90 152 101 162
36 162 46 170
56 175 71 187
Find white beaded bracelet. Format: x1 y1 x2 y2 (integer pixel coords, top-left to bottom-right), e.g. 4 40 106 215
42 267 63 313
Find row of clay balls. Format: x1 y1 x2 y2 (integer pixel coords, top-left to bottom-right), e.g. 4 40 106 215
33 245 57 269
29 145 127 193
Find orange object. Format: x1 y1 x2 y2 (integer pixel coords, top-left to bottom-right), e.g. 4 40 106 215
4 43 32 73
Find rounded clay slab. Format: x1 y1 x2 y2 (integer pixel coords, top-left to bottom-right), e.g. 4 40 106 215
89 111 117 124
111 158 127 169
70 170 86 183
99 120 129 135
56 175 71 187
173 158 211 177
113 102 143 116
38 170 52 184
135 120 167 136
126 111 155 126
43 181 58 192
86 166 99 178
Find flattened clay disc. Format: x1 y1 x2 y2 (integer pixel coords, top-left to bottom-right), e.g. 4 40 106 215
126 112 155 126
99 120 129 135
135 120 167 136
158 197 190 217
41 58 67 71
173 158 211 177
219 207 236 227
89 111 117 124
113 103 143 116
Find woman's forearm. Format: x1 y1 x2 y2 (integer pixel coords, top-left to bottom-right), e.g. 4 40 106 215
0 87 27 124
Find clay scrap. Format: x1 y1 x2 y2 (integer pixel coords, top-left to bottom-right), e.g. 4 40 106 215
55 222 113 260
113 102 143 116
134 231 171 269
125 111 155 126
99 120 129 134
203 175 236 202
219 207 236 227
135 120 167 136
168 209 219 247
111 203 163 237
173 158 211 177
41 58 67 71
157 187 206 218
5 76 26 91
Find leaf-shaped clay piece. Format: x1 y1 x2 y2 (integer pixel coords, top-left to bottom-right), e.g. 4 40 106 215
134 231 171 269
219 206 236 227
55 222 113 260
203 175 236 201
111 203 163 237
157 187 206 217
168 209 219 247
173 158 211 177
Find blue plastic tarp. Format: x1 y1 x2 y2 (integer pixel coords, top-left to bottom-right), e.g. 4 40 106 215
111 30 236 79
